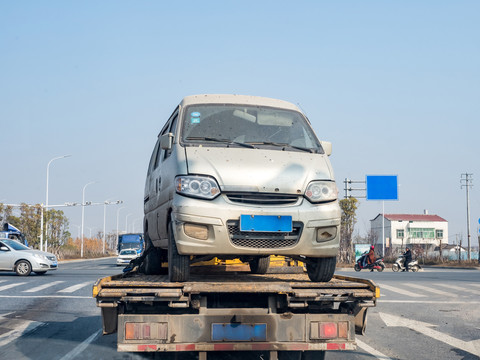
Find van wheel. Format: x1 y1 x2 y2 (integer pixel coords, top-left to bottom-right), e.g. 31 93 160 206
15 260 32 276
306 257 336 282
249 256 270 274
168 221 190 282
142 231 164 275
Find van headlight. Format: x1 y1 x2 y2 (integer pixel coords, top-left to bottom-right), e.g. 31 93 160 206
175 175 221 200
305 181 338 203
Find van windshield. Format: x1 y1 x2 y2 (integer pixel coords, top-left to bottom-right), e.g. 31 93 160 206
181 105 323 153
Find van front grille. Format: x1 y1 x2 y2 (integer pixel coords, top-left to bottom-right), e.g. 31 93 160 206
227 220 303 249
225 192 299 206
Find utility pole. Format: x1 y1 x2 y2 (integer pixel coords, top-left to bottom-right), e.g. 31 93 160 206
460 173 473 261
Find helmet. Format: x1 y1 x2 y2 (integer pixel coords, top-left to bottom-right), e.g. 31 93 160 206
370 245 375 250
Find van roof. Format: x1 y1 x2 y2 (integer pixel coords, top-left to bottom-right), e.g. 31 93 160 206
180 94 301 112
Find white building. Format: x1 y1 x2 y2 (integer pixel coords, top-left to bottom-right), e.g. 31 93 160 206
370 212 448 254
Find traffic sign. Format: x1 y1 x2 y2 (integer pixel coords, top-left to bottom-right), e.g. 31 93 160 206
366 175 398 201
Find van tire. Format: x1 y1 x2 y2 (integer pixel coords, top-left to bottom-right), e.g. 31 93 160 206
168 221 190 282
142 232 164 275
306 256 336 282
249 256 270 274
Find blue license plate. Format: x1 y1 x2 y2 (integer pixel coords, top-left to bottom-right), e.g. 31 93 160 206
212 323 267 341
240 215 292 232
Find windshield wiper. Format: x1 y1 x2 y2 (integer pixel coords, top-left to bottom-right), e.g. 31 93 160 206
186 137 256 148
246 141 315 153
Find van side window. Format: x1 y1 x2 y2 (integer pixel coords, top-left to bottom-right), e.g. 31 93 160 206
147 139 160 175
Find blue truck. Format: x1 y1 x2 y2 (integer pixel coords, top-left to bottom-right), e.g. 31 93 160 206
0 223 29 246
117 233 144 256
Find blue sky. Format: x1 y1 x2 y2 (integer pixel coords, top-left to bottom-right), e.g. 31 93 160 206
1 1 479 246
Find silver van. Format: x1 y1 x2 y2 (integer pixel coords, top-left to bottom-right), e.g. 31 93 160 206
143 94 341 282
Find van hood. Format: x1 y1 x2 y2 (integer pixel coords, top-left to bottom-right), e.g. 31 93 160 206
184 147 334 194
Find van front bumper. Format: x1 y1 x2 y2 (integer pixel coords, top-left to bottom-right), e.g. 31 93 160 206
170 194 340 258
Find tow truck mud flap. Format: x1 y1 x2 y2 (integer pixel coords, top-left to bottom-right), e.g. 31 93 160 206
354 308 367 335
101 306 118 334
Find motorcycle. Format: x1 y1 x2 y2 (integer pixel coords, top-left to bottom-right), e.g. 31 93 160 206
354 253 385 272
392 255 421 272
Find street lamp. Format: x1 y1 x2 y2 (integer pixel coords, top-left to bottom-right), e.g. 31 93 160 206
41 154 71 252
125 213 133 233
116 206 126 252
103 199 123 254
81 181 96 258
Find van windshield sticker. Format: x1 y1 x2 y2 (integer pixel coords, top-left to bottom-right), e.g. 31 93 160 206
191 112 201 124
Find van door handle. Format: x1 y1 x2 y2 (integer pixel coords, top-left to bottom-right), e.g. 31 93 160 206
157 177 162 192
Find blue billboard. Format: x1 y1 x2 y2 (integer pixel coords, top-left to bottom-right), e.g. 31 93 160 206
366 175 398 201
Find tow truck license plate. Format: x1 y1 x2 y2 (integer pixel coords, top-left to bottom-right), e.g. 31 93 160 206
212 323 267 341
240 215 292 232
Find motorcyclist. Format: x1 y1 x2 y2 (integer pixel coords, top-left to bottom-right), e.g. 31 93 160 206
403 247 412 272
367 245 376 272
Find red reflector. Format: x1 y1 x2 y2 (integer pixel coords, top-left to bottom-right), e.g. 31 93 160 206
338 322 348 339
320 322 337 339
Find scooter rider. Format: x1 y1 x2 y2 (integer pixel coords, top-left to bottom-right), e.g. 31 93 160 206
403 247 412 272
367 245 376 272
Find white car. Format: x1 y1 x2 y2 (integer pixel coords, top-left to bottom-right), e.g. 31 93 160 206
116 249 139 266
0 239 58 276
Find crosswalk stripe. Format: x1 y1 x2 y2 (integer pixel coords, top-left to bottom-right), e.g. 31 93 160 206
0 283 27 292
57 281 91 293
436 283 480 295
406 283 456 297
378 283 427 297
23 281 64 293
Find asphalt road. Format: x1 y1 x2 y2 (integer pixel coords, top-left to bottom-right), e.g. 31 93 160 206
0 259 479 360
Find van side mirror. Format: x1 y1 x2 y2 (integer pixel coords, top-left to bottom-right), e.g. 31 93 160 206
320 141 332 156
160 133 174 150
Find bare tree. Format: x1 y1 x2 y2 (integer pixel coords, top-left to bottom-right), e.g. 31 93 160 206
339 197 359 264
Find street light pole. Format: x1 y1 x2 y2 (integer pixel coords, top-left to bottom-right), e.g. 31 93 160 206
116 206 126 253
81 181 96 258
103 200 123 254
125 213 133 233
42 154 71 252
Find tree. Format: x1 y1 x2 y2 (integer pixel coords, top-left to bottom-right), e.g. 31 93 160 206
339 197 359 264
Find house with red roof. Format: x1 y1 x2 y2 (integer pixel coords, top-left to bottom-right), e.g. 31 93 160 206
370 211 448 253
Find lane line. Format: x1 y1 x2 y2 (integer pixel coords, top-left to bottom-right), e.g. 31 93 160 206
58 281 92 293
356 339 393 360
0 319 43 347
380 300 480 304
23 281 64 293
436 283 480 296
0 282 27 292
59 329 101 360
406 283 456 297
378 283 426 298
0 295 91 299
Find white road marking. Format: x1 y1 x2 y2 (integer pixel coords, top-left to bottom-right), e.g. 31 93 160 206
57 281 91 293
0 318 43 347
0 282 26 292
59 329 101 360
436 283 480 296
23 281 64 293
406 283 456 297
356 339 394 360
379 312 480 357
378 283 426 297
0 295 91 299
